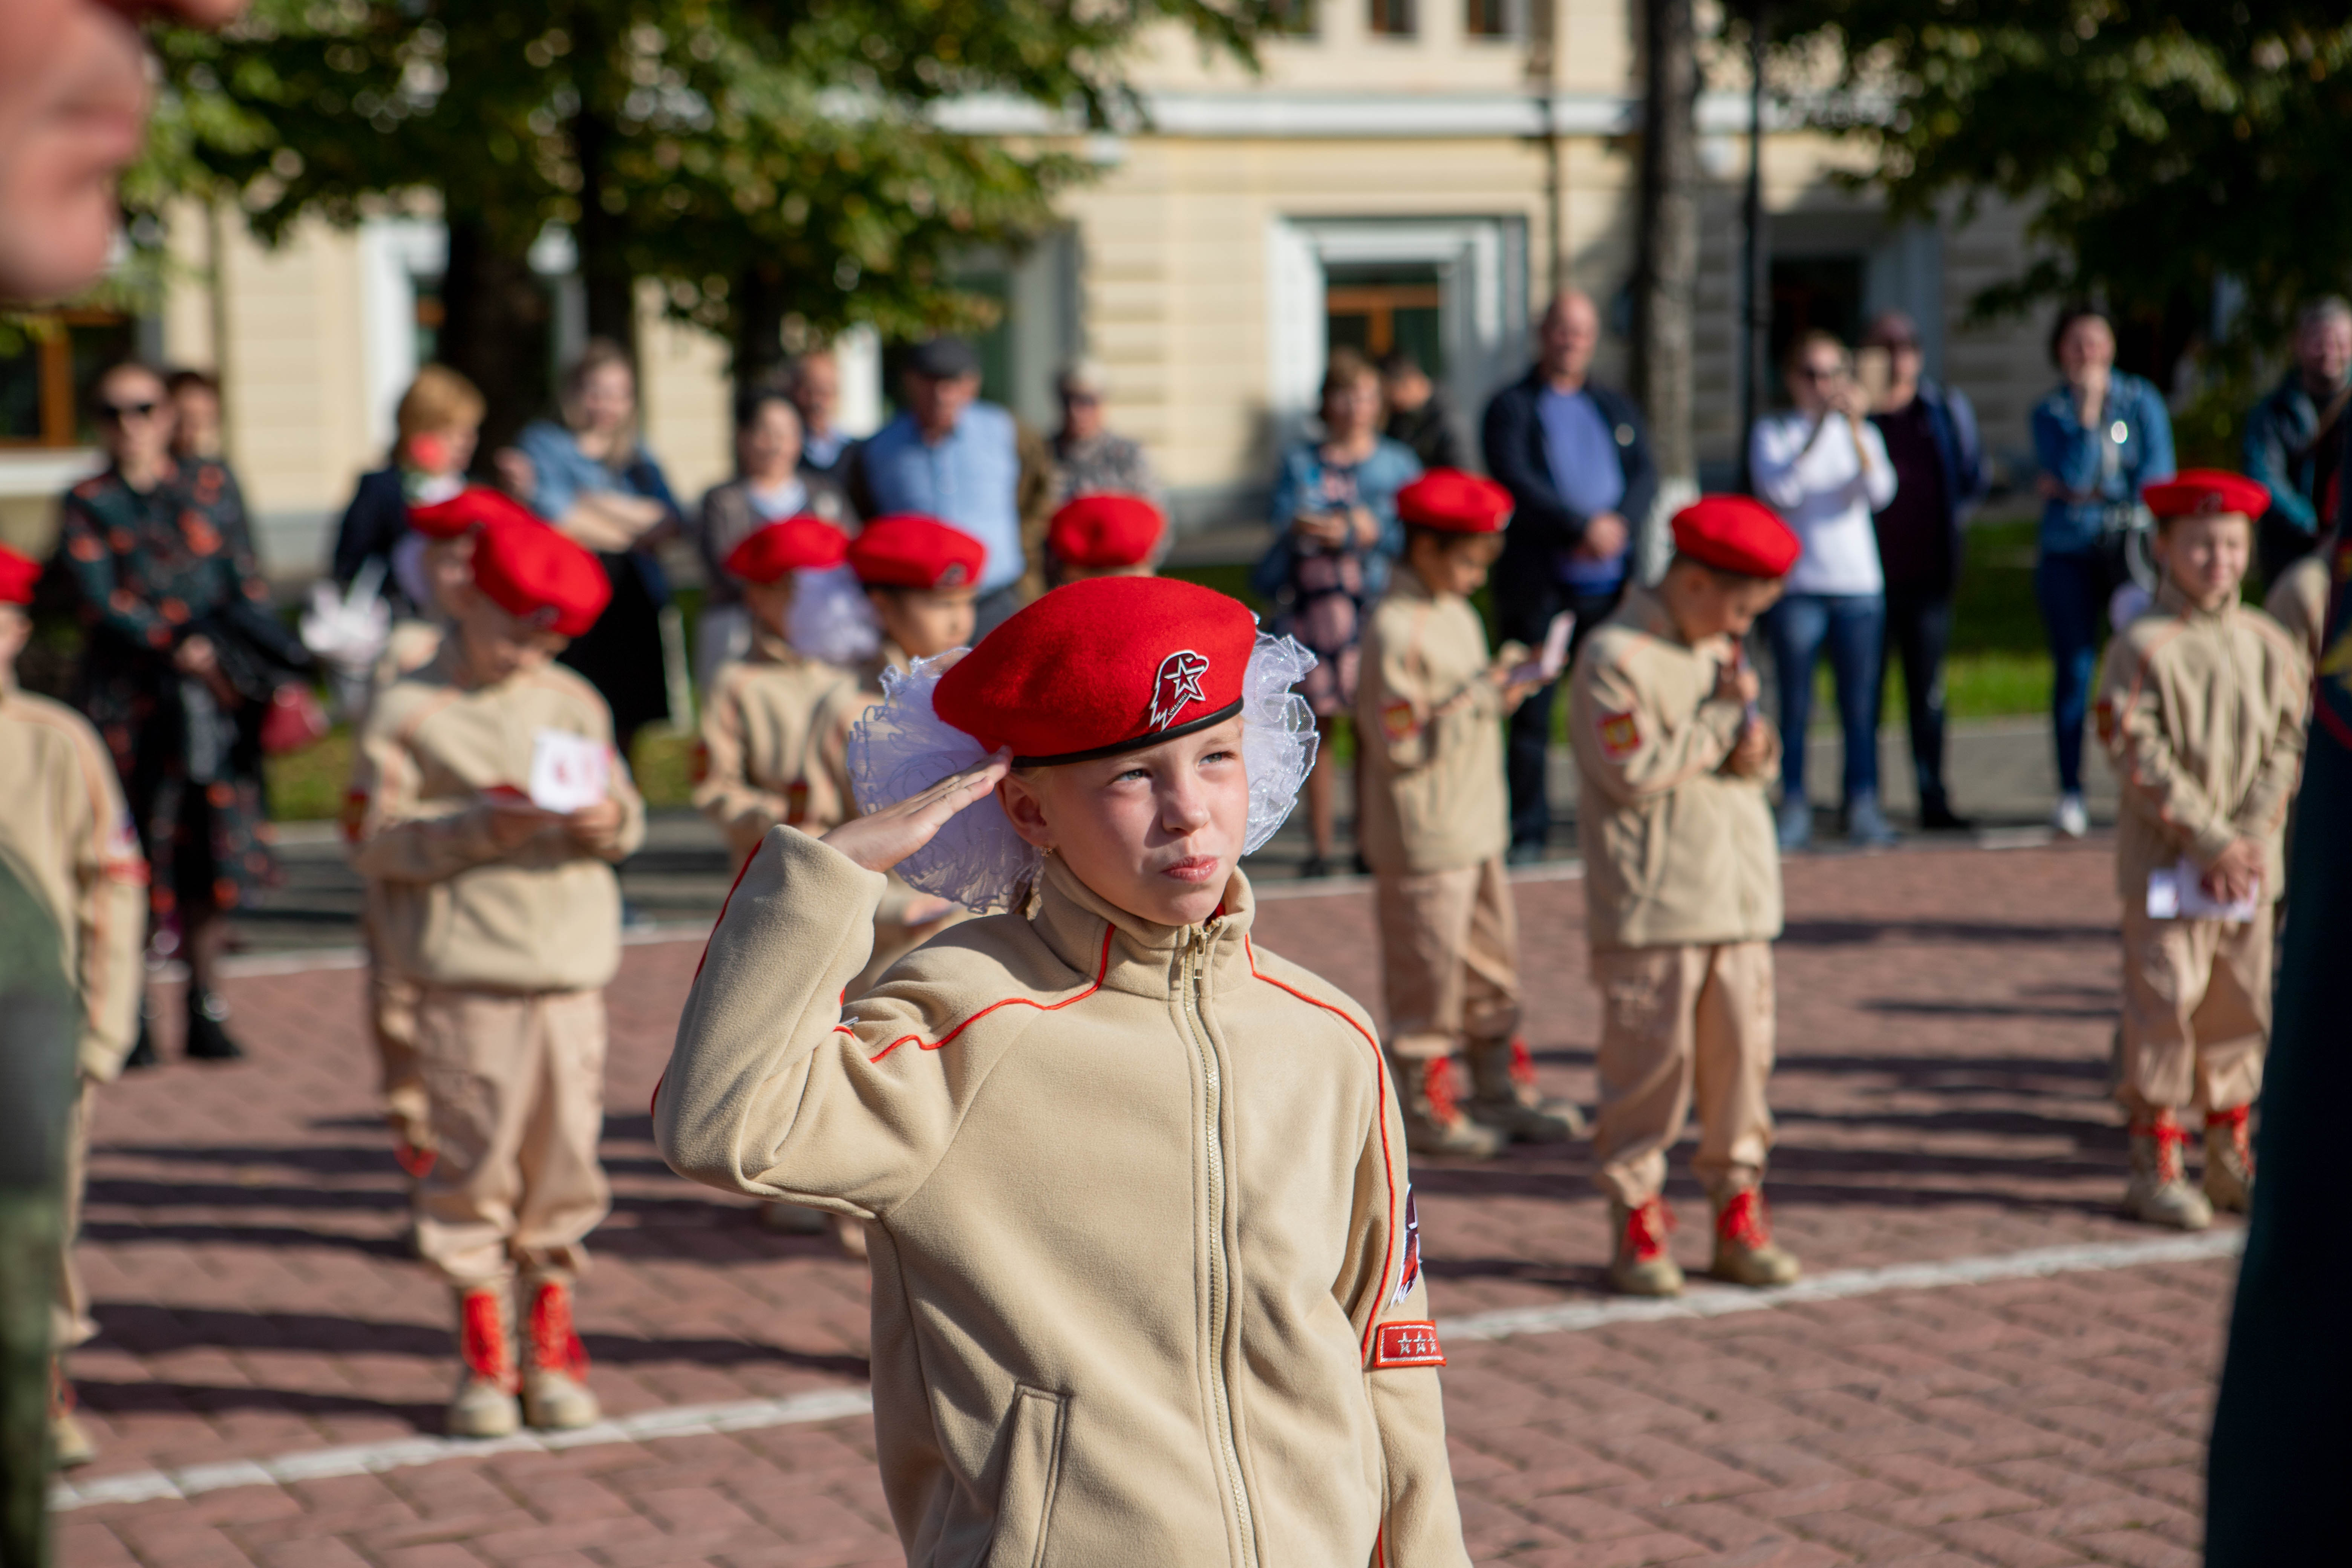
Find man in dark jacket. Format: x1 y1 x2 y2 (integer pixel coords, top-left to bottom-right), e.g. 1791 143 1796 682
1862 311 1986 831
1381 351 1465 471
1481 288 1657 860
2243 296 2352 586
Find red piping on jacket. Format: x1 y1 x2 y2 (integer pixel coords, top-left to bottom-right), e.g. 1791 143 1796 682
1245 936 1397 1362
863 925 1115 1063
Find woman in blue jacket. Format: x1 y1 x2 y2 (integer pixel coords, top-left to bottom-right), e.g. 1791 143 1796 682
2030 308 2174 838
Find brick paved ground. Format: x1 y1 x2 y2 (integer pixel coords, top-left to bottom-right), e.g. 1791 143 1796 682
58 840 2227 1567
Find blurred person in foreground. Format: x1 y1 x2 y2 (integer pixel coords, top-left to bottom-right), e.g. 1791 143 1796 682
1049 359 1162 511
510 340 684 758
2092 472 2304 1232
1381 349 1465 472
688 381 853 689
2208 433 2352 1563
0 547 146 1472
1253 348 1422 876
0 0 248 1542
849 336 1056 636
2031 306 2175 839
2244 296 2352 588
1482 289 1657 862
1750 330 1898 850
1862 311 1986 831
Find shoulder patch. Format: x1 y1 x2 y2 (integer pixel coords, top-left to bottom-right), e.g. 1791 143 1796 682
1370 1320 1446 1370
1389 1185 1423 1306
1381 698 1419 743
1597 710 1642 758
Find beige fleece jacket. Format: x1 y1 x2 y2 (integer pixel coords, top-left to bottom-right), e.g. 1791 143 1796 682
657 829 1470 1568
1356 568 1514 876
1569 586 1784 951
2095 580 2307 901
693 629 860 868
347 650 646 992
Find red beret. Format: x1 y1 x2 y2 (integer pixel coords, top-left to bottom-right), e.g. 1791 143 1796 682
848 514 987 590
1048 494 1165 569
723 516 850 584
470 518 610 637
0 545 37 606
934 576 1258 765
1398 469 1513 534
2143 469 2269 521
408 485 540 541
1672 495 1801 578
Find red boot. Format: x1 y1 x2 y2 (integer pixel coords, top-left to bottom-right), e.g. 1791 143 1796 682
521 1275 600 1431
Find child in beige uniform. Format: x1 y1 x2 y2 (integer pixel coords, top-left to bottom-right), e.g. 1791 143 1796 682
658 576 1468 1566
1358 470 1581 1157
0 547 148 1469
348 519 646 1437
1570 496 1800 1298
2095 470 2307 1229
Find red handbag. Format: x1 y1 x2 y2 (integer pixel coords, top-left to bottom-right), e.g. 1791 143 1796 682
260 684 331 756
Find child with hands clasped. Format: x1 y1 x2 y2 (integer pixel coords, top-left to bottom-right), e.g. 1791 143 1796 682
1569 497 1800 1298
657 577 1471 1566
347 519 646 1438
1358 469 1583 1157
2094 471 2306 1230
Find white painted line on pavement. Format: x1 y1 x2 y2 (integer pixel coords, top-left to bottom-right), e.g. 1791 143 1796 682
1437 1227 2245 1343
54 1229 2242 1513
51 1387 875 1511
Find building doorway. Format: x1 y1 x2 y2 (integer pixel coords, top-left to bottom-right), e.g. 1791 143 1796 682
1325 265 1445 377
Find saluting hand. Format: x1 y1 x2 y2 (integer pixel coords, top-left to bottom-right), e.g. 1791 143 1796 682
822 752 1014 876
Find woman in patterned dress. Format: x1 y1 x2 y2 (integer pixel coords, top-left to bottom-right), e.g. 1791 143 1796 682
57 362 300 1061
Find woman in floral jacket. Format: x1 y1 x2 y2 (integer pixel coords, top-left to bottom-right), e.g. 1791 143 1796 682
57 362 302 1061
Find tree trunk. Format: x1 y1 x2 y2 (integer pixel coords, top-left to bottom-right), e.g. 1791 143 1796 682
571 104 636 350
438 213 553 459
1632 0 1701 492
732 260 791 389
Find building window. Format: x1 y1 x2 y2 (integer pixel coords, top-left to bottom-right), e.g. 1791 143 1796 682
1368 0 1416 37
1326 268 1444 373
0 311 137 449
1465 0 1518 37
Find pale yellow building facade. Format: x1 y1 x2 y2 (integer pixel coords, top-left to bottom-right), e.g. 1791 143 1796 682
0 0 2058 577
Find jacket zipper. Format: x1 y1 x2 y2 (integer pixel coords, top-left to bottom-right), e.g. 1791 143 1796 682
1182 927 1257 1566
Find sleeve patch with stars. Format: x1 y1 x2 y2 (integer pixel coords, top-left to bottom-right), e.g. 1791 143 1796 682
1597 710 1642 758
1370 1321 1447 1370
1381 699 1419 742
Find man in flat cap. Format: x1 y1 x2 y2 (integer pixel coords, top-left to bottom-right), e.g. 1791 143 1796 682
849 337 1057 638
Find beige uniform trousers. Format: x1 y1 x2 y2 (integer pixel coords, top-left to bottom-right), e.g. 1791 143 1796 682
364 908 430 1147
1375 858 1521 1060
54 1080 95 1351
415 988 611 1288
1591 942 1775 1207
2117 906 2269 1117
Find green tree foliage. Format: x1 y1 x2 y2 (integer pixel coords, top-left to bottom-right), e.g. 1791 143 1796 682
140 0 1270 424
1769 2 2352 387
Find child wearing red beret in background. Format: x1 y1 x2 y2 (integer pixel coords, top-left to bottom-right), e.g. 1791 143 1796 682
2094 470 2305 1231
346 519 646 1438
0 545 147 1469
1046 492 1164 584
1570 495 1801 1297
1358 470 1582 1158
656 576 1471 1566
355 485 547 1194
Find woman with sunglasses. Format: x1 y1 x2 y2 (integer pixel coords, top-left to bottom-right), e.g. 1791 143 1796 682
55 360 300 1063
1748 329 1900 851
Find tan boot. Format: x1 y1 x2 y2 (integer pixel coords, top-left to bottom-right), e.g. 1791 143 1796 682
1393 1055 1504 1159
50 1363 95 1468
449 1285 521 1438
2203 1106 2254 1214
1709 1188 1801 1288
521 1274 600 1431
1607 1198 1684 1297
2125 1113 2214 1231
1464 1036 1585 1144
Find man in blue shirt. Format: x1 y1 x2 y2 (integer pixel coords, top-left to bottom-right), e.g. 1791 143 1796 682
850 337 1055 637
1481 290 1658 861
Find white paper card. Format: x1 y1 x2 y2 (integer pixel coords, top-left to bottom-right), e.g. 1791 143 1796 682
1510 612 1576 685
528 729 610 813
2145 858 2260 923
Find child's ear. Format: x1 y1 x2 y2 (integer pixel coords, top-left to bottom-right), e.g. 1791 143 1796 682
998 772 1055 852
